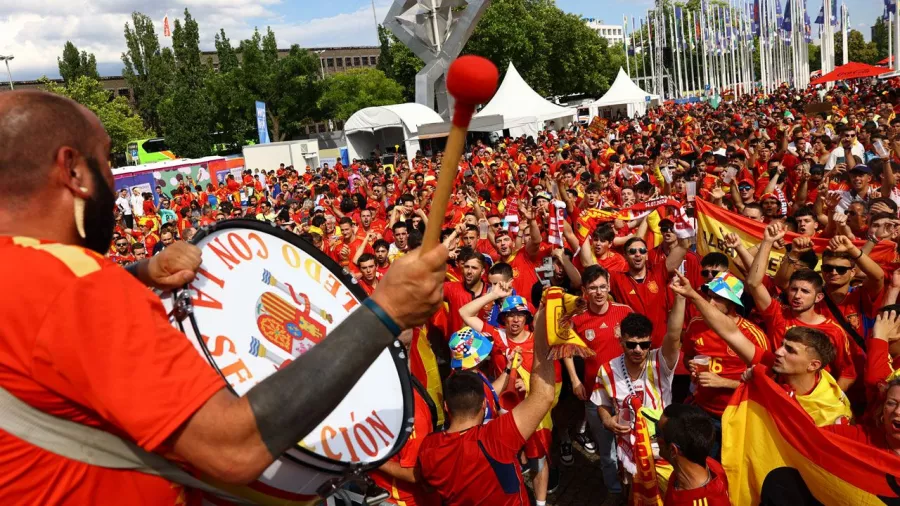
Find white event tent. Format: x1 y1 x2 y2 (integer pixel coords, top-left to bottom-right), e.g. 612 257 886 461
344 103 443 160
587 68 661 120
471 63 576 137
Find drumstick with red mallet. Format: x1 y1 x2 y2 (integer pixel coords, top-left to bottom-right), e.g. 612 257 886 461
420 55 499 251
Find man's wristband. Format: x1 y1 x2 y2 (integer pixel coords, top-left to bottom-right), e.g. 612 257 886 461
854 249 864 260
362 298 402 337
505 367 512 374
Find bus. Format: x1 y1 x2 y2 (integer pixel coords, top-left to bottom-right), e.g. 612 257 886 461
126 138 177 165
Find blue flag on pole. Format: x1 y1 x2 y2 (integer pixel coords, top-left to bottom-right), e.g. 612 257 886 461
815 1 824 24
753 0 760 35
782 0 792 31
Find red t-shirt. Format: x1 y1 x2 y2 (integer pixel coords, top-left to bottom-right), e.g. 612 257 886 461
329 238 373 274
757 300 857 383
417 412 528 506
608 255 674 347
443 281 490 338
500 249 542 307
0 237 225 505
483 324 562 384
370 386 439 506
663 457 731 506
571 303 634 393
683 316 768 416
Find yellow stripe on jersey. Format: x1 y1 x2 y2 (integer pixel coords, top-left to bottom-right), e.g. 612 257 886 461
740 320 769 350
12 237 40 247
15 239 102 278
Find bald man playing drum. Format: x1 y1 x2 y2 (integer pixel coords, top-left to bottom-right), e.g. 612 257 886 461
0 90 449 504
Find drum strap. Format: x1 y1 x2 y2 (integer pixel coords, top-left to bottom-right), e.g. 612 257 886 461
0 384 255 505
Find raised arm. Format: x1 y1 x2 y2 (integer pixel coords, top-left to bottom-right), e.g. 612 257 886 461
459 282 511 332
665 238 690 274
662 275 687 370
553 247 582 289
829 235 885 294
670 272 757 366
746 222 784 312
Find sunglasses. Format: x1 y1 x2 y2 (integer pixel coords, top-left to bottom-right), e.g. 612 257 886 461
701 269 722 278
116 242 128 247
624 341 652 350
660 227 673 234
627 247 648 255
821 265 851 275
738 184 753 191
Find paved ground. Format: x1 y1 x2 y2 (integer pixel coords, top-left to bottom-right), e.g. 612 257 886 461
532 440 612 506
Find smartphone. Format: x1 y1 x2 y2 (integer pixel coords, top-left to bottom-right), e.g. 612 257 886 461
837 156 846 165
752 120 759 129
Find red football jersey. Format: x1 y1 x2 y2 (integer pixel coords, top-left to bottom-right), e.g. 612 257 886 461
417 412 528 506
663 457 731 506
501 249 541 306
609 255 674 347
683 316 768 416
571 302 634 393
0 237 225 505
758 300 857 383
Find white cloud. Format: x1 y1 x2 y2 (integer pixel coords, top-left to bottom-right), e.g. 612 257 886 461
0 0 393 80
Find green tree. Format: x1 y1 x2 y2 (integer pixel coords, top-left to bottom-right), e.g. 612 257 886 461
872 18 889 61
377 25 424 102
42 76 151 155
464 0 552 95
542 7 610 95
159 8 214 158
121 12 175 133
207 29 252 153
462 0 623 97
238 28 324 141
834 29 878 65
58 42 99 85
318 68 404 121
808 43 821 73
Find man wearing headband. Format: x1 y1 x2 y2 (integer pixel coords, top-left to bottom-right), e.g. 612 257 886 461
0 90 450 503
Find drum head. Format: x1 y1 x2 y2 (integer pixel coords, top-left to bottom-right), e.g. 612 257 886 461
182 219 412 473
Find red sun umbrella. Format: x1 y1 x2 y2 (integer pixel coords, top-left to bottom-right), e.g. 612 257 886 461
811 61 894 85
878 55 894 66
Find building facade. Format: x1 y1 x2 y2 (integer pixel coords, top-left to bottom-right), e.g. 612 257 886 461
584 18 624 46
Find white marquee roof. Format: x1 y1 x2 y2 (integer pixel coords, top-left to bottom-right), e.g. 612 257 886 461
475 63 576 123
589 68 660 108
344 103 443 138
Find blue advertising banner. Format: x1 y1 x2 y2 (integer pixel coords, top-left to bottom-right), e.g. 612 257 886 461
256 101 270 144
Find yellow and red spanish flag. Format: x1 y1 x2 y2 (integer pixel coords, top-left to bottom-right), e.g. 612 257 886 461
722 365 900 505
695 199 897 277
408 325 444 428
628 395 665 506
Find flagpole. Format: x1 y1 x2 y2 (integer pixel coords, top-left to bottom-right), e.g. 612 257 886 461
624 15 632 77
730 1 739 96
687 9 697 95
701 2 710 95
639 17 648 85
895 0 900 72
840 4 847 65
673 6 684 98
648 10 658 97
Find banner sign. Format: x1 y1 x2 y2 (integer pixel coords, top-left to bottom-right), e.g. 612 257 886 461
694 199 897 277
256 101 271 145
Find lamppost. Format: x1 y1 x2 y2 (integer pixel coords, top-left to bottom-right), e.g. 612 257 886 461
0 55 13 90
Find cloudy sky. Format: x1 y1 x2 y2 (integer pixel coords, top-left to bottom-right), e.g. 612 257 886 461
0 0 883 81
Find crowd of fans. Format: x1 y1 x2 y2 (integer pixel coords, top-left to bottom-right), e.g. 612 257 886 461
111 78 900 505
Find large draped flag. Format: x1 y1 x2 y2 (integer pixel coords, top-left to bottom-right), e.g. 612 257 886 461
695 199 898 277
543 286 593 359
723 365 900 505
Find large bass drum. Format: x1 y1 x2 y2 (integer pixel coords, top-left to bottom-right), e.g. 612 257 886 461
163 219 413 504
